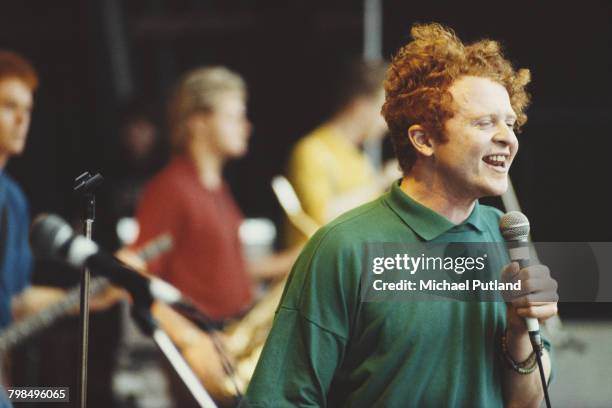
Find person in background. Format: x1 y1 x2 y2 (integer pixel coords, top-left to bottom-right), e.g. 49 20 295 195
0 49 80 407
132 66 298 325
110 100 164 222
123 65 300 407
0 50 71 331
104 100 166 251
286 59 400 246
0 49 127 408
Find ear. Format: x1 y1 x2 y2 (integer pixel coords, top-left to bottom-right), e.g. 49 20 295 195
407 125 434 157
186 112 210 138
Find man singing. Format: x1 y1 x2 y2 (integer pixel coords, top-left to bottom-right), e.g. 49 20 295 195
245 23 556 407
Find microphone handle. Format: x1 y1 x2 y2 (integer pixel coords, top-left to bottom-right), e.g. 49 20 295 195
515 257 540 334
511 252 543 351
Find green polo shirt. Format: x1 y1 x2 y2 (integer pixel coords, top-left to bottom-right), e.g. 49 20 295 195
245 182 542 407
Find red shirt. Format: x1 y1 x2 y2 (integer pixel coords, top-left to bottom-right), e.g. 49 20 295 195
133 156 253 320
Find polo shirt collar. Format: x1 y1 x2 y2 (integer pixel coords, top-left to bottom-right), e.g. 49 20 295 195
385 180 485 241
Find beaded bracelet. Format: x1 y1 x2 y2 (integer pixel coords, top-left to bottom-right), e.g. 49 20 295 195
501 332 538 374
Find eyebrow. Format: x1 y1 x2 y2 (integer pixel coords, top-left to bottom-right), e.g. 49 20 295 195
470 113 517 122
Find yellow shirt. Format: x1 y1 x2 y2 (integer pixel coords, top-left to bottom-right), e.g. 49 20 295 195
286 125 375 245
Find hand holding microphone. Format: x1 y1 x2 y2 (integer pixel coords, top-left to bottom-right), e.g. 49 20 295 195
499 211 559 348
499 212 557 408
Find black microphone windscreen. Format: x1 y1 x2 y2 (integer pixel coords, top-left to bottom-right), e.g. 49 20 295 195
30 214 74 259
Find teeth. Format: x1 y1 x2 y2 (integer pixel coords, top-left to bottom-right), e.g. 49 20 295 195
483 154 507 167
485 155 506 162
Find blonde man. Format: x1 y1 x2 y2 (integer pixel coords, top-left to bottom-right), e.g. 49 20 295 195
133 66 295 323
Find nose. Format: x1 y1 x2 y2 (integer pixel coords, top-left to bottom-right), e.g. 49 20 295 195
493 122 518 150
15 108 29 126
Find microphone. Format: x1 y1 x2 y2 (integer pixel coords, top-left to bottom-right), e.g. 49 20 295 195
499 211 542 348
30 214 189 308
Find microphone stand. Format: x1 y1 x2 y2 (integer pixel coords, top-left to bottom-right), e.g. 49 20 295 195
73 171 103 408
130 297 218 408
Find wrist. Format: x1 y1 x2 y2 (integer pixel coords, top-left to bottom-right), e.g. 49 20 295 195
501 330 538 375
504 326 533 362
506 307 529 335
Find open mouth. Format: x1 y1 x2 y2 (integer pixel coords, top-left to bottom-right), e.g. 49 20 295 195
482 154 508 170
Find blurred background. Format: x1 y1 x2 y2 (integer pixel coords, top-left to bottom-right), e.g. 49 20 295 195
1 0 611 407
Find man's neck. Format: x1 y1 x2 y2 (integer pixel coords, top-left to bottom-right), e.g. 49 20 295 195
400 172 476 225
0 153 8 170
186 147 224 190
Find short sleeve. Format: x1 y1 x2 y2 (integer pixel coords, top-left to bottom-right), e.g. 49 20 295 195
245 227 361 407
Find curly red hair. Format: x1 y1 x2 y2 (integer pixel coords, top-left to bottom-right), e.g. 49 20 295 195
382 23 531 173
0 50 38 90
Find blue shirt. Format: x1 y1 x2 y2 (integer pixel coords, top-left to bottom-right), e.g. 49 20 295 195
0 171 33 329
0 388 11 408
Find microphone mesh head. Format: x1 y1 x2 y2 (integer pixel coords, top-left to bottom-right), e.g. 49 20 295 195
499 211 530 241
30 214 73 258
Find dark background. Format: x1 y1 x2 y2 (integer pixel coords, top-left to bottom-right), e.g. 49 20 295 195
1 1 610 317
